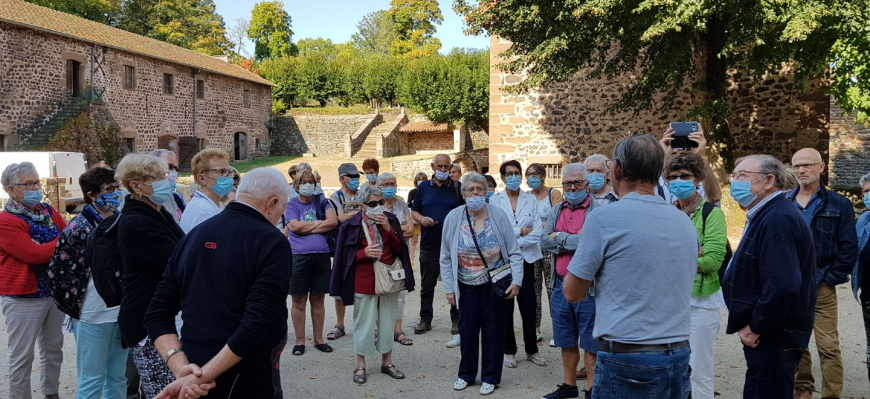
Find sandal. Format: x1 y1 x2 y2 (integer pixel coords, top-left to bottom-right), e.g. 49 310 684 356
291 345 304 356
394 331 413 346
314 343 334 353
353 367 366 384
327 325 345 340
380 364 405 379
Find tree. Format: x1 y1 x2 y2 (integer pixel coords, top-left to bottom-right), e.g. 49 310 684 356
257 56 300 113
248 1 297 61
294 38 342 107
25 0 121 24
228 18 250 56
455 0 870 170
115 0 231 56
351 10 396 55
364 55 403 108
388 0 443 58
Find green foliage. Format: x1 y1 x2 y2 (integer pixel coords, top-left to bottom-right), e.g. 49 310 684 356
294 38 343 107
249 1 297 61
288 106 376 116
43 108 126 167
352 10 397 55
364 55 403 107
388 0 443 58
26 0 120 23
257 56 301 111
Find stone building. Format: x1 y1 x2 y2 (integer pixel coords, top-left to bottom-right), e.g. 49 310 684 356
0 0 273 168
488 36 869 189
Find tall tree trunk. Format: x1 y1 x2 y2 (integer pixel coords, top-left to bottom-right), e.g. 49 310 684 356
700 17 736 178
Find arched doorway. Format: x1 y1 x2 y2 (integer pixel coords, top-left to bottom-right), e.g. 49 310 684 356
234 132 247 160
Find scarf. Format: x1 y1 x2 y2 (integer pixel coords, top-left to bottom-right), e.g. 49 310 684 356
362 213 383 248
4 199 55 228
674 193 703 218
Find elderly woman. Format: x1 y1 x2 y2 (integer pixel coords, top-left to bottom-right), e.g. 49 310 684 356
179 148 232 233
665 153 727 399
441 172 523 396
330 186 415 384
855 172 870 383
115 153 185 398
376 172 415 346
526 162 563 341
0 162 67 399
450 163 463 182
49 167 126 399
407 172 428 264
285 169 339 355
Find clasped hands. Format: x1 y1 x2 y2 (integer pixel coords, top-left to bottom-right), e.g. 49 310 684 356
154 361 215 399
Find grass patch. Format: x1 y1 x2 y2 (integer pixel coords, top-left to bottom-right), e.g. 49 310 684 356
178 156 299 177
287 106 375 116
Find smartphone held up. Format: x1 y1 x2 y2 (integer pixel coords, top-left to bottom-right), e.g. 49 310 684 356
669 121 700 149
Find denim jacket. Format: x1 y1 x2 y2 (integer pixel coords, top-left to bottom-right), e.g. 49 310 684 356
786 187 858 286
852 212 870 300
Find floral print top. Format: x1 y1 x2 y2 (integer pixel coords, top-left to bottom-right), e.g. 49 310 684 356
48 206 102 318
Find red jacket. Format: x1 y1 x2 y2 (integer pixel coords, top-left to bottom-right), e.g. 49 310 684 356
0 208 66 295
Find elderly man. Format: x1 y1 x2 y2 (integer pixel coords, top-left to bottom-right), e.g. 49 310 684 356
562 134 698 399
583 154 617 206
179 149 233 233
411 153 464 338
145 167 293 399
723 155 816 399
786 148 856 399
539 163 600 399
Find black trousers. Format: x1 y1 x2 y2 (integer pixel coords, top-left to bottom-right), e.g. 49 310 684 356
271 334 287 399
419 247 458 324
742 329 807 398
126 352 141 399
504 261 538 355
458 282 506 385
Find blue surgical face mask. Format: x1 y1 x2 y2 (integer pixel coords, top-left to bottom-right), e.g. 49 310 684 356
730 179 759 207
147 179 174 205
22 190 43 207
168 170 178 190
505 175 522 191
416 180 422 187
95 191 121 212
314 183 323 195
210 176 234 197
435 170 450 181
527 176 542 190
381 187 397 199
298 183 316 197
366 173 377 183
864 192 870 209
485 190 495 201
466 195 486 211
668 180 697 200
564 190 587 205
588 173 606 190
347 177 360 191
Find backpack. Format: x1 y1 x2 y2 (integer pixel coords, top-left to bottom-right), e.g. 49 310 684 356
85 213 124 307
700 202 733 283
315 194 339 253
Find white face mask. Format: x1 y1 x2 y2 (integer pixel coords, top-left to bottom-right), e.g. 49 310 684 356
365 205 385 219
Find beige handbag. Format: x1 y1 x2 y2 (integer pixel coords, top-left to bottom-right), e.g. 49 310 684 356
361 221 406 296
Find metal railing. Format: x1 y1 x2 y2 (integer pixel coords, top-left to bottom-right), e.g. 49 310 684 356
15 87 105 151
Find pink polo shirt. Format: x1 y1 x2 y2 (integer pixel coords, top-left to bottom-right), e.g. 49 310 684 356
555 197 591 277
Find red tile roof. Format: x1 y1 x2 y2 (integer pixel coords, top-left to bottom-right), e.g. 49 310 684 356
400 121 452 133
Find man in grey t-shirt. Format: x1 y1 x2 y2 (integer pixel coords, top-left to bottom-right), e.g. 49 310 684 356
564 134 698 399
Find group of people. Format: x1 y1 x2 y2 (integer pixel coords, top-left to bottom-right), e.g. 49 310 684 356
0 124 868 399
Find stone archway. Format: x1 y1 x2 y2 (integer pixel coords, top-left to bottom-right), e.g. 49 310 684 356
452 152 479 174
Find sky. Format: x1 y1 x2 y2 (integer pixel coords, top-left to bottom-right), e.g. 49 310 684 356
212 0 490 56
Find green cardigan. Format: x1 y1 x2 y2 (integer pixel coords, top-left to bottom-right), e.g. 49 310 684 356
690 200 728 297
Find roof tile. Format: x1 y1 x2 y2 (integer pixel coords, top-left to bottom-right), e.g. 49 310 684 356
400 121 452 133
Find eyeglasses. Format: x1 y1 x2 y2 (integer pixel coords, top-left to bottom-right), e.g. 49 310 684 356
167 164 179 172
100 183 121 193
14 181 42 190
729 171 766 180
203 168 232 177
379 182 397 188
666 173 695 181
363 199 386 208
503 172 522 177
146 172 171 181
525 171 544 178
792 163 819 171
562 180 588 189
605 159 617 170
463 187 487 194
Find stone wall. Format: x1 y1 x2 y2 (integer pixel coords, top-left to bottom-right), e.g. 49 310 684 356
0 21 272 162
376 113 408 158
400 132 454 154
350 113 382 156
270 114 374 156
829 99 870 188
488 35 836 176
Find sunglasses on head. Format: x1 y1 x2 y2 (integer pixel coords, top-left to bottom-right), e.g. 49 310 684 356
364 199 385 208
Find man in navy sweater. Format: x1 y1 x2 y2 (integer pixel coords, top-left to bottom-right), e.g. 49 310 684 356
145 168 293 399
723 154 816 399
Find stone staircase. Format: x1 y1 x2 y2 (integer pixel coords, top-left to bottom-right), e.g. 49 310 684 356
354 119 390 159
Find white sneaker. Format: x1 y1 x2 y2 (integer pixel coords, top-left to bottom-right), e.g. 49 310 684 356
548 339 556 347
454 378 469 391
446 334 461 348
528 353 547 366
479 382 495 395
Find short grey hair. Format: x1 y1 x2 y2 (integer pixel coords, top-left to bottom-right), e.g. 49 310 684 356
735 154 788 190
584 154 609 171
562 163 587 179
860 172 870 188
376 172 397 186
237 167 293 204
612 134 664 184
361 185 383 201
461 172 487 189
433 153 450 164
149 149 176 159
296 162 312 172
2 162 38 188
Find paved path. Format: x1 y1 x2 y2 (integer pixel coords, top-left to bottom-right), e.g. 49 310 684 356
1 257 868 398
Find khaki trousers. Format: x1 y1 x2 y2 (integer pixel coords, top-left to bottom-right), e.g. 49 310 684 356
795 283 844 398
1 297 65 399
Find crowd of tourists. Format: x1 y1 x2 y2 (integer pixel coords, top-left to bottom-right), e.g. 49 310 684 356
0 126 868 399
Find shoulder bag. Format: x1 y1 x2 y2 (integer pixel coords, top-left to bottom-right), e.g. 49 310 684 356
464 207 512 299
360 219 406 296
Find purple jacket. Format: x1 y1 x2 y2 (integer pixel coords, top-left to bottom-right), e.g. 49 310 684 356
329 211 415 306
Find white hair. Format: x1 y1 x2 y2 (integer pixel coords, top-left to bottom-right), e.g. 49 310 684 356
2 162 38 187
376 172 397 186
361 185 383 201
297 162 312 172
860 172 870 188
562 163 587 179
237 168 293 204
584 154 609 171
433 154 450 164
149 149 176 159
461 172 487 188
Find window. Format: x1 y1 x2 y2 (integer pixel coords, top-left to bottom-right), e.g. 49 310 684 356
124 138 135 153
543 164 563 180
255 138 261 150
124 65 135 89
196 79 204 99
163 73 174 95
197 138 205 151
243 89 251 108
65 59 81 97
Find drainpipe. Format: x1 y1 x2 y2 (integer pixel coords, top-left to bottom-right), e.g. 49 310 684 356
90 44 95 98
193 68 202 141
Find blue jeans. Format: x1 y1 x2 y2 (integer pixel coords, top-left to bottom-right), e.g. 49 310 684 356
592 345 691 399
72 320 128 399
742 329 807 399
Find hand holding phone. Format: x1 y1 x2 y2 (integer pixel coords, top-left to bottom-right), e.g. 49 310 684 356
669 122 701 149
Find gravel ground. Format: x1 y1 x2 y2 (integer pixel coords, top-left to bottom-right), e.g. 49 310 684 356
1 262 868 399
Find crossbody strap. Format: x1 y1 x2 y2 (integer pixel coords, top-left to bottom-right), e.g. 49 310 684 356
464 207 489 270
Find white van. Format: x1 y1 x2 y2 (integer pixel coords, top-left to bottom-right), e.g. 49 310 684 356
0 152 88 211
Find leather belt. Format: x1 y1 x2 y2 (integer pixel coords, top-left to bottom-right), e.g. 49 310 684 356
598 340 690 354
554 273 564 281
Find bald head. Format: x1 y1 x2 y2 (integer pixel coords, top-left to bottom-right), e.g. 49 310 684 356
431 154 452 181
791 148 825 188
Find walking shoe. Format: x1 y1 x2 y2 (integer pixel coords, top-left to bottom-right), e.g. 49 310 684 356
446 334 461 348
793 388 812 399
479 382 495 395
542 384 579 399
583 389 592 399
503 355 517 368
536 332 544 342
454 378 469 391
415 321 432 334
452 320 459 335
528 353 547 366
549 339 556 347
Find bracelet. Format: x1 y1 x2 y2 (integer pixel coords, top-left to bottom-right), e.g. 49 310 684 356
164 348 184 363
